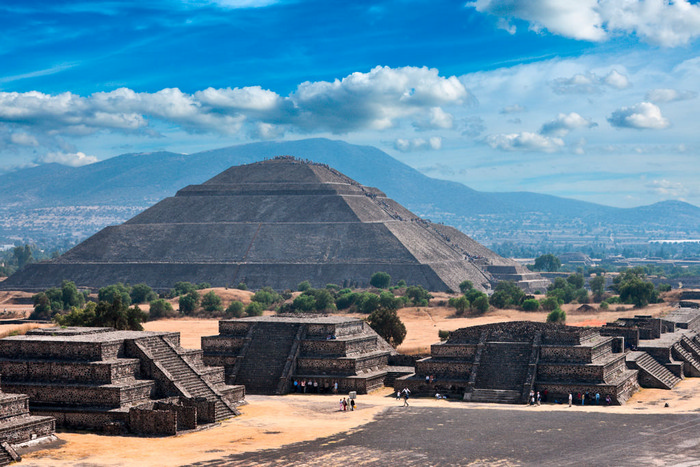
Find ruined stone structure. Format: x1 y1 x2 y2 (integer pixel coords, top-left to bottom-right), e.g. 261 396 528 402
0 385 56 465
201 316 408 395
2 157 547 293
396 321 639 405
0 327 244 435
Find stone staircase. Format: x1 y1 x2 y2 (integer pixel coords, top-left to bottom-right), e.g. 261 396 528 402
0 443 15 467
475 342 532 391
234 323 302 394
469 389 521 404
681 336 700 360
671 342 700 377
628 351 681 389
138 336 238 421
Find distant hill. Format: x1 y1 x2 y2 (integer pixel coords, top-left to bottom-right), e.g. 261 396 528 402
2 138 700 249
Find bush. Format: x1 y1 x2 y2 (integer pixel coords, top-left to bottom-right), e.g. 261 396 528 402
226 301 245 318
521 298 540 312
599 301 609 310
448 296 470 315
539 296 560 311
358 292 382 314
546 308 566 323
472 295 490 314
99 283 131 307
438 330 450 341
172 281 197 297
397 280 407 288
336 292 359 310
148 299 176 319
131 283 157 304
236 282 248 291
252 287 282 307
292 294 316 312
459 280 473 294
178 291 200 315
297 281 312 292
405 285 431 306
657 283 672 293
370 272 391 289
201 291 223 312
489 281 525 309
245 301 265 316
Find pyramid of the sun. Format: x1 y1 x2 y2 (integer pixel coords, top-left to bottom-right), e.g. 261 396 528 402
3 157 547 292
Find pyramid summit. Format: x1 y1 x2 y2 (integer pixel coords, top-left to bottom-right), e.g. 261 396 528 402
3 156 547 292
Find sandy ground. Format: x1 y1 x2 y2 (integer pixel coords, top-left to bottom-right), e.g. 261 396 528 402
21 379 700 467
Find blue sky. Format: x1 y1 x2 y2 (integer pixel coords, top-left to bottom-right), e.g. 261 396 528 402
1 0 700 207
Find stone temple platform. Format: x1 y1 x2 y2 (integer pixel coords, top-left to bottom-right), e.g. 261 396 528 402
202 316 410 395
0 327 245 435
396 321 639 405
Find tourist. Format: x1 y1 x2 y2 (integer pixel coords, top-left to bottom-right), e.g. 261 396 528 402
568 393 573 407
605 395 611 406
529 389 534 405
396 390 401 400
339 398 344 411
342 398 348 411
426 375 430 383
536 391 541 406
350 398 355 411
313 380 319 393
333 381 338 394
595 392 600 405
301 380 306 393
293 379 299 392
402 388 410 407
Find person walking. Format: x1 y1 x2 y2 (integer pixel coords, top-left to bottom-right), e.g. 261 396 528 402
402 388 410 407
568 393 573 407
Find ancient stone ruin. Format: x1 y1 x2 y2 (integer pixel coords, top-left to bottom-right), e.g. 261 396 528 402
0 384 56 465
2 157 547 293
397 321 639 404
201 316 410 395
0 327 244 435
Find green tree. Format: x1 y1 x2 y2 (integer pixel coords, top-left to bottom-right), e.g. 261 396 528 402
99 283 131 307
522 298 540 312
458 280 474 294
12 245 33 269
489 281 525 309
178 291 200 315
149 299 175 319
297 280 312 292
245 301 264 316
30 292 53 320
226 301 245 318
533 253 561 272
379 291 403 311
130 283 157 304
539 296 561 311
546 308 566 324
252 287 282 307
367 308 406 347
370 272 391 289
471 295 490 314
358 292 382 314
397 279 407 288
448 296 470 315
589 275 606 301
172 281 197 297
61 280 85 310
613 268 659 308
405 285 431 306
566 273 585 289
201 291 223 312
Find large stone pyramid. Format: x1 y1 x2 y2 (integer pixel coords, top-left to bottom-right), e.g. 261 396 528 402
3 157 546 292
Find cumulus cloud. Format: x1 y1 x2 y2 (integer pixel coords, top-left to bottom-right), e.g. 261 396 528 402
37 151 98 167
645 88 697 103
539 112 597 137
394 136 443 152
608 102 670 129
551 70 630 94
485 132 564 152
0 66 469 145
469 0 700 47
646 179 694 197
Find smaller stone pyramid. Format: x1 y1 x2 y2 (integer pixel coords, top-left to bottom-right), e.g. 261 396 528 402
3 157 546 292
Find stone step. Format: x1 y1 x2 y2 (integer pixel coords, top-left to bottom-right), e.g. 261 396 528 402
469 389 522 404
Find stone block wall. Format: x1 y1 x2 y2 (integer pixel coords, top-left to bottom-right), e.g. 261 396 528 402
0 359 140 385
129 408 177 436
0 395 28 420
430 344 476 359
415 360 472 378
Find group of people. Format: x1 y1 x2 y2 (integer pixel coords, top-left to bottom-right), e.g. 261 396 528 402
528 389 543 405
339 397 356 411
292 379 338 394
568 391 612 406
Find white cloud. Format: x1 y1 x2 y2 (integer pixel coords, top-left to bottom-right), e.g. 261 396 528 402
551 70 630 94
394 136 443 152
485 132 564 152
38 151 98 167
645 88 697 103
469 0 700 47
0 66 469 143
646 179 694 197
608 102 670 129
499 104 526 114
9 132 38 146
540 112 597 137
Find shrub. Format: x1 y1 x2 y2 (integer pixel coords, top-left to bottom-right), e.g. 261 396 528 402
149 299 176 319
201 291 223 312
370 272 391 289
130 283 157 304
599 301 609 310
459 280 473 294
521 298 540 312
438 330 450 341
252 287 282 307
546 308 566 324
448 296 470 315
397 280 407 288
178 291 200 315
226 301 245 318
236 282 248 291
472 295 489 314
405 285 431 306
245 301 264 316
297 280 312 292
172 281 197 297
489 281 525 309
99 283 131 307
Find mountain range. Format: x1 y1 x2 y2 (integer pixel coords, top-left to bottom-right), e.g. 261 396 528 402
2 138 699 250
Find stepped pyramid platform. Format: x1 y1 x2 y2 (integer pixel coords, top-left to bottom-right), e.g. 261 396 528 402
395 321 639 405
0 327 244 436
201 316 408 395
0 386 57 466
2 157 547 293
